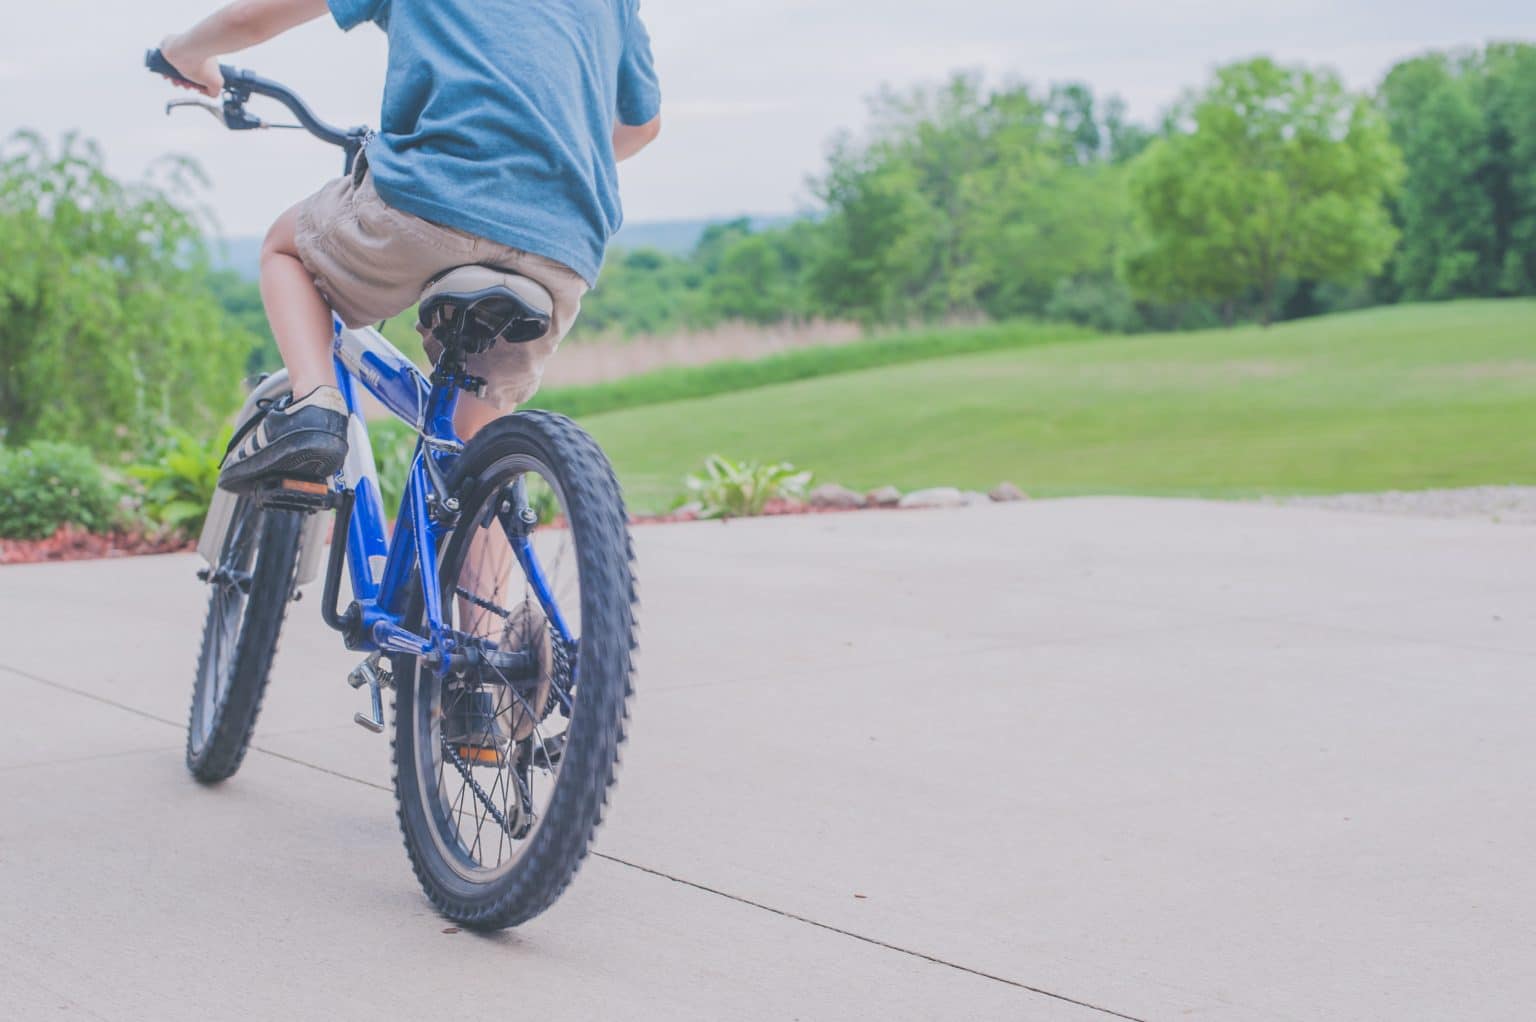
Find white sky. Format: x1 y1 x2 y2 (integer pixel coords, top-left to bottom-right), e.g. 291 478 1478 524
3 0 1534 237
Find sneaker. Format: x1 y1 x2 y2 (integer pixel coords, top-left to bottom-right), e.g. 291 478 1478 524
219 386 349 493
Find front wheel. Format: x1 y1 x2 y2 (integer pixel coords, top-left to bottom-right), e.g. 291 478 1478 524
393 411 637 929
187 493 303 783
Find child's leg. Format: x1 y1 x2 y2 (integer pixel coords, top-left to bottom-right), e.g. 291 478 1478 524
454 391 504 441
454 392 513 635
216 203 350 491
260 204 337 397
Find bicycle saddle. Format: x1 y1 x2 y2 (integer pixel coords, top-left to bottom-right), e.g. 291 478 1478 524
417 265 554 356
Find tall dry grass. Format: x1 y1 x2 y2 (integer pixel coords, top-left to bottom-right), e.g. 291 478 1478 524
542 319 865 387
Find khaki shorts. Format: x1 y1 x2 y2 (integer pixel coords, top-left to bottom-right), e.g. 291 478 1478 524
294 162 587 409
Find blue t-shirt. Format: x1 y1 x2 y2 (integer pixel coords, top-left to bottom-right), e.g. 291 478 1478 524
328 0 661 286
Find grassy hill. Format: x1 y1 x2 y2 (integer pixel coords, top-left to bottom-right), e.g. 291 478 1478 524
575 301 1536 512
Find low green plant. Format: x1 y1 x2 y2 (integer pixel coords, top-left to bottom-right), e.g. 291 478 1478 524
128 431 226 538
0 442 124 540
683 454 812 520
370 418 419 514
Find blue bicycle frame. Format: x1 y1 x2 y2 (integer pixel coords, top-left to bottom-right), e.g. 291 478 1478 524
157 51 573 674
326 318 573 669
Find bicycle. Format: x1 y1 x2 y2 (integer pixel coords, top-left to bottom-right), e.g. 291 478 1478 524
147 50 638 930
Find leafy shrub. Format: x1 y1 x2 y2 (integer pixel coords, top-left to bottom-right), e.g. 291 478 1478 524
128 431 226 538
684 455 812 520
0 442 123 540
1045 276 1145 334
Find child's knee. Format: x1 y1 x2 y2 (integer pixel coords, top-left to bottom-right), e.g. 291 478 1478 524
260 207 302 265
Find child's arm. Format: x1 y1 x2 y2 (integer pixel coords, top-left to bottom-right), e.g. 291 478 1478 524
159 0 330 97
613 117 662 162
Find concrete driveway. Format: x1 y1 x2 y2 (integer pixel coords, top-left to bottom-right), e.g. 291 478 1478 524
0 499 1531 1021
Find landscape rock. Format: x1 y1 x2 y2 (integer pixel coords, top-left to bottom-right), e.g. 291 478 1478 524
990 482 1028 503
866 485 903 508
810 483 867 510
898 487 964 510
961 491 991 507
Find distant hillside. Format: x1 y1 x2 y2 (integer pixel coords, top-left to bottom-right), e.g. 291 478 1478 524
212 213 801 279
212 236 266 281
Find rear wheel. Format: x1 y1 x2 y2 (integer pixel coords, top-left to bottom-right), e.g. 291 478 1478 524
393 411 636 929
186 493 303 783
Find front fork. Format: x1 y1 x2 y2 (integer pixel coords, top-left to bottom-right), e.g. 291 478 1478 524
499 478 575 647
333 468 575 731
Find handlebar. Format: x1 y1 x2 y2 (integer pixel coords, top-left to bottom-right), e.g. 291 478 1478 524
146 48 369 173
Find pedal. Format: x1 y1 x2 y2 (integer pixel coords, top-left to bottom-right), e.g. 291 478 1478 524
457 745 505 767
349 654 389 734
257 478 341 514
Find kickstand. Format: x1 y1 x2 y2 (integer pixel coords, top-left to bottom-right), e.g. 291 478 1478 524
349 653 388 733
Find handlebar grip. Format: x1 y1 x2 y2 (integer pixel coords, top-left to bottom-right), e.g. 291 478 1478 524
145 48 200 86
147 48 250 94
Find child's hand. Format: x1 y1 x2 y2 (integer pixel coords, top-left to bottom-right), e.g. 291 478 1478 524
158 35 225 97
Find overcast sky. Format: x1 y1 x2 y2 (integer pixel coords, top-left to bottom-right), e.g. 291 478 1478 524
4 1 1534 237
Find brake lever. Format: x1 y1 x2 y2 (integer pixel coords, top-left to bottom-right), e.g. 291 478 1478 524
165 95 268 132
165 98 224 123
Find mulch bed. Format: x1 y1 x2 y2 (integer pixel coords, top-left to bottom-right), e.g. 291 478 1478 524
0 500 886 566
0 524 194 566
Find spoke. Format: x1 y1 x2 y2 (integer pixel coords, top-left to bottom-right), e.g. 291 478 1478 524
441 735 512 833
486 658 551 804
215 592 240 704
449 756 470 839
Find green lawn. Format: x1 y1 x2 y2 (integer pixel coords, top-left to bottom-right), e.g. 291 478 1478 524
576 300 1536 512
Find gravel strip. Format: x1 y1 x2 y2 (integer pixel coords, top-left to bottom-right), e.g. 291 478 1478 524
1266 486 1536 525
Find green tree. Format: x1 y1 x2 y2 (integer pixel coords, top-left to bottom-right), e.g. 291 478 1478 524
207 270 279 374
1103 96 1153 165
0 132 250 456
1379 54 1497 298
812 73 1032 322
813 144 946 322
956 90 1134 319
1495 45 1536 292
1126 59 1403 325
1046 83 1103 165
703 223 818 324
1378 44 1536 301
576 246 704 336
812 75 1146 324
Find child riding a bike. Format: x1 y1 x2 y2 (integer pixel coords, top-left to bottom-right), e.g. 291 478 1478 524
149 0 657 931
155 0 661 492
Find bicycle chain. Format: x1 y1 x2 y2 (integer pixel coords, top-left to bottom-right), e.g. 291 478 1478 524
550 631 574 717
441 736 531 838
454 586 512 620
